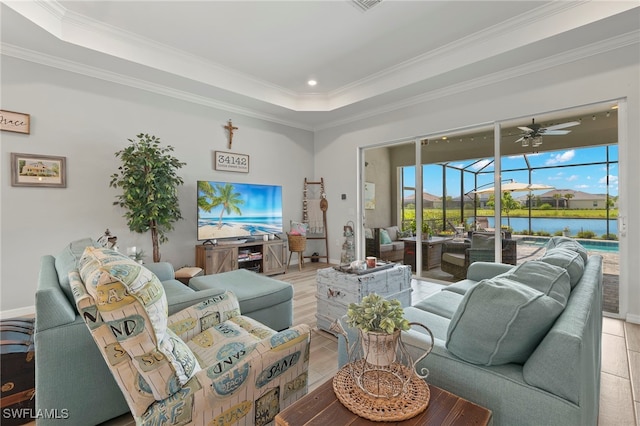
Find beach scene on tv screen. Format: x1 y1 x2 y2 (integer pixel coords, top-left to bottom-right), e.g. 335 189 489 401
197 181 283 240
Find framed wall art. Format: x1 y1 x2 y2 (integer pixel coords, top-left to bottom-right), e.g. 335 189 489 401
11 153 67 188
1 110 30 134
364 182 375 210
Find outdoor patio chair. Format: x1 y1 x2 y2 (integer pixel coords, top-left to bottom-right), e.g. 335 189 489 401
441 233 517 279
475 217 495 232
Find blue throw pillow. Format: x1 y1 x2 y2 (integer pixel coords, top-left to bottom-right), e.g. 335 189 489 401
446 277 565 366
55 237 100 305
538 247 585 288
545 236 588 263
496 260 571 306
379 229 392 244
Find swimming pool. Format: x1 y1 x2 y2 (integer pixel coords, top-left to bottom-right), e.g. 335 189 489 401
517 236 619 253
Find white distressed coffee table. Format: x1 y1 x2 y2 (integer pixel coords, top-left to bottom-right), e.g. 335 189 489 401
315 264 412 334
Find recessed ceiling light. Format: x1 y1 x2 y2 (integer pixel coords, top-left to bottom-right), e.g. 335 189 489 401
308 80 317 86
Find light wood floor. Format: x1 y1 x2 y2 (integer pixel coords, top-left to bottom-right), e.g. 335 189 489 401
97 262 638 425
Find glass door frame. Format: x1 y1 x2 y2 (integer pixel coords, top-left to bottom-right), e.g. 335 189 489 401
357 99 625 319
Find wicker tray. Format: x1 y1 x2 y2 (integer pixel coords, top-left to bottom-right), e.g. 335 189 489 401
333 361 430 422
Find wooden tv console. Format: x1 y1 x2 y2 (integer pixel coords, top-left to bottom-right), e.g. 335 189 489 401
195 239 287 276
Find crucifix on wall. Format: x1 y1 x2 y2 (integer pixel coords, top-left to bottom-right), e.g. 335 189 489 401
224 119 238 149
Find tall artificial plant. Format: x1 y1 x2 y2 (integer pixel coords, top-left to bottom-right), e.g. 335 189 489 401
110 133 185 262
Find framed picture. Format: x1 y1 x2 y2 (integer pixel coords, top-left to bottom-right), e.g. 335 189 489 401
1 110 30 134
11 153 66 188
364 182 375 210
214 151 249 173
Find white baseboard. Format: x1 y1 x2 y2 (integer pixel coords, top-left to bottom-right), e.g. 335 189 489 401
0 305 35 319
626 313 640 325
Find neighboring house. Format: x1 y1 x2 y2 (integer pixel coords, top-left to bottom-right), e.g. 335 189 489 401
403 192 441 208
519 189 609 209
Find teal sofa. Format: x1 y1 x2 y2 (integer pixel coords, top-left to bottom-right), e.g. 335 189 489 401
338 237 603 426
34 238 293 425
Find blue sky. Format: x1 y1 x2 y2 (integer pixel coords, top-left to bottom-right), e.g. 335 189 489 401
403 145 618 198
198 181 283 218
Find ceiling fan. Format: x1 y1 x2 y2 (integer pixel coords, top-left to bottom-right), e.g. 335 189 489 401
515 118 580 147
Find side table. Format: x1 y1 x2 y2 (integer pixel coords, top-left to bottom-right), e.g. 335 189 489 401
174 266 203 285
402 236 453 271
315 264 412 334
275 378 492 426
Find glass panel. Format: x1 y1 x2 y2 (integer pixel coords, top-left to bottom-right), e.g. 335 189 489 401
401 166 416 232
500 105 620 315
361 103 619 314
418 127 495 280
363 140 416 267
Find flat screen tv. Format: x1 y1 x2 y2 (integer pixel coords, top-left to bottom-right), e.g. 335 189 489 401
197 181 283 242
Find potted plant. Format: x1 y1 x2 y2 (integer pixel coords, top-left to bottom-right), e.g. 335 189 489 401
346 293 410 366
132 249 146 264
110 133 186 262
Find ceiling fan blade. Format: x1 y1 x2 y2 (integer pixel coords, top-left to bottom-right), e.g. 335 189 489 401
544 121 580 131
518 126 533 132
542 130 571 135
514 136 526 143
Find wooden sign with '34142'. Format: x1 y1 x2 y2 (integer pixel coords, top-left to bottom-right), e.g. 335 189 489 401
214 151 249 173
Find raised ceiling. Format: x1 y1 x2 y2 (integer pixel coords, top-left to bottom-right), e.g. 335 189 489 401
1 1 639 130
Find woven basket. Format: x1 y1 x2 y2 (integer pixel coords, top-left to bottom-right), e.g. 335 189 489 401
288 234 307 252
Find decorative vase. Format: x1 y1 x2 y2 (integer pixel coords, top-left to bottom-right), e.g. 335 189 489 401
331 320 434 399
360 329 399 366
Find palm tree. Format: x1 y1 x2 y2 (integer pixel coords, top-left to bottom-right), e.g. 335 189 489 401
564 193 574 209
487 192 520 228
205 183 244 228
197 181 216 212
553 193 562 209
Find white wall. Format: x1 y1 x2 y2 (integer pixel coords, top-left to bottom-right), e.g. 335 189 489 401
0 56 314 314
2 44 638 323
363 147 392 228
315 45 640 323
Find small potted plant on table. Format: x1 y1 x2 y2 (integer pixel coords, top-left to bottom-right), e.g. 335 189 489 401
346 293 410 366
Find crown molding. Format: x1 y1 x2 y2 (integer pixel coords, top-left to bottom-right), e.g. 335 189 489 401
4 0 306 109
0 42 314 131
315 30 640 131
324 1 638 109
6 0 638 114
3 28 637 132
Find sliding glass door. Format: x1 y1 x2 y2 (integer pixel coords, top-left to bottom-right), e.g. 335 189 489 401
360 101 622 315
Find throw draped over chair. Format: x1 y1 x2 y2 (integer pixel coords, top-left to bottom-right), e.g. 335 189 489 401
441 232 517 280
72 246 310 426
